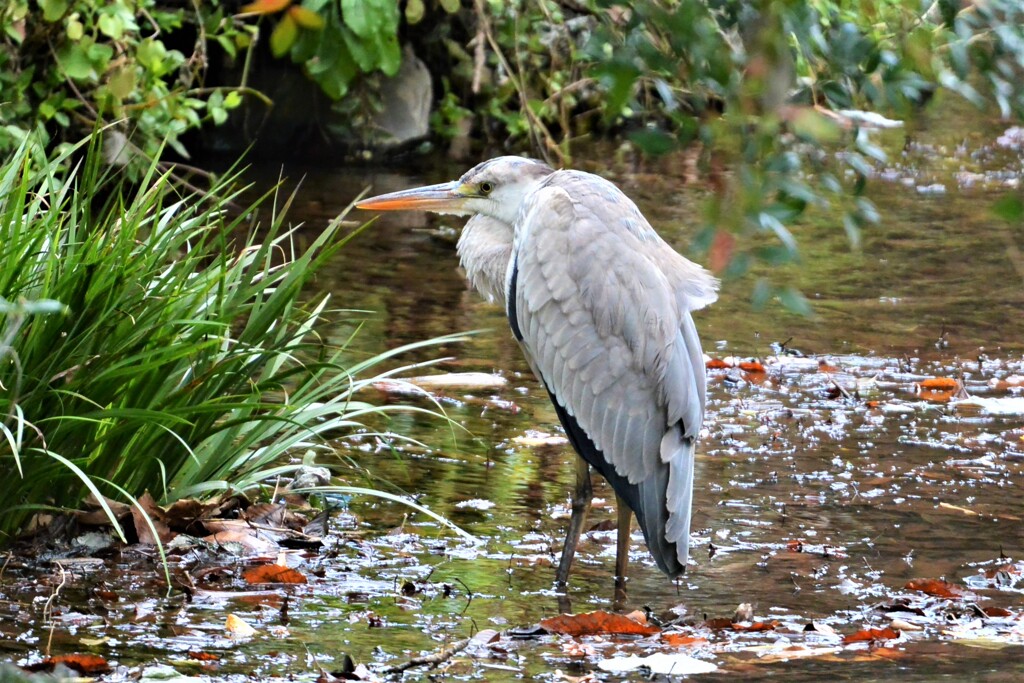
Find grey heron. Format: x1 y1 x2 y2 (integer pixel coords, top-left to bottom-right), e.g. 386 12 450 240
356 157 718 587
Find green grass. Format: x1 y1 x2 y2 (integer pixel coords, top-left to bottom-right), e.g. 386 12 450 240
0 137 464 541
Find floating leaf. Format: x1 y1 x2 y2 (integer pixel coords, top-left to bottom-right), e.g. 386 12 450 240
243 564 307 585
661 633 709 647
540 610 660 636
842 626 900 644
904 578 966 599
225 613 258 637
917 377 957 390
27 654 111 675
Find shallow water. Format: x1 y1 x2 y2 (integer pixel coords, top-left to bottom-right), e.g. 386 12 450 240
3 104 1024 680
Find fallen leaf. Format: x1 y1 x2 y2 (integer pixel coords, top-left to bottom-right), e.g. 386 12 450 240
597 652 717 675
225 613 257 637
132 492 172 545
918 377 958 390
243 564 307 585
188 651 221 662
661 632 708 647
739 361 766 373
904 578 966 599
26 654 111 675
842 626 900 644
540 610 660 637
705 358 730 370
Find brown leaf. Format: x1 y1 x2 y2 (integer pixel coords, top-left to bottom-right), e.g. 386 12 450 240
904 578 966 599
982 606 1013 618
661 632 708 647
225 613 257 637
188 651 221 662
842 627 900 644
29 654 111 675
737 621 779 632
738 361 766 373
243 564 307 585
918 377 958 390
540 610 660 636
132 492 172 545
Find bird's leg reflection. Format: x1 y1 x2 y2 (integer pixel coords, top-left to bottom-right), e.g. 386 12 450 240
613 495 631 610
555 458 592 588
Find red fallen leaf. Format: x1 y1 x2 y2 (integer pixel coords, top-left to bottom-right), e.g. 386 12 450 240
918 377 958 390
706 358 730 370
904 578 965 599
188 651 222 662
817 361 841 373
866 400 880 408
786 539 804 552
661 632 708 647
738 621 779 632
540 610 660 636
27 654 111 675
982 606 1013 617
243 564 307 585
842 627 900 644
738 361 766 373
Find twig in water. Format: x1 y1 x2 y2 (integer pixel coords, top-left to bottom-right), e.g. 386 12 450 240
382 637 471 676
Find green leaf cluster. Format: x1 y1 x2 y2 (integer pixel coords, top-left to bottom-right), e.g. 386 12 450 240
0 135 463 540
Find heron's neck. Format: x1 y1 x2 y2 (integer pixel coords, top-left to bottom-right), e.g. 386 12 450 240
457 215 514 307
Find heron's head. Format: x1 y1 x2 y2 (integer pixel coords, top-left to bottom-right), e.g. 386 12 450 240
356 156 554 225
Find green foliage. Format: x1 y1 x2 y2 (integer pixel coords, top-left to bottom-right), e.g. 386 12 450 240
462 0 1024 311
0 136 463 540
1 0 461 175
0 0 255 174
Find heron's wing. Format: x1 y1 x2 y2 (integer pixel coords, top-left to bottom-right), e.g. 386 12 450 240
508 177 710 576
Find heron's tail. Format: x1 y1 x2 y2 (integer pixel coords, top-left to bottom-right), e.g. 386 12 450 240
635 426 694 578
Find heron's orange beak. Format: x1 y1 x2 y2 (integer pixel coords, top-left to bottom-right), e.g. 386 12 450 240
355 181 465 212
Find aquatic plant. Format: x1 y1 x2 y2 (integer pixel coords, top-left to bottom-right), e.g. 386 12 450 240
0 136 462 541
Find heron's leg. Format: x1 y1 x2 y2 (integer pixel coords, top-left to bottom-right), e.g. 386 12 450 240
614 494 631 605
555 457 592 587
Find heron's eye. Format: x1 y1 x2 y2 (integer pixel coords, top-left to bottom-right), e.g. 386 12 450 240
479 181 494 195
